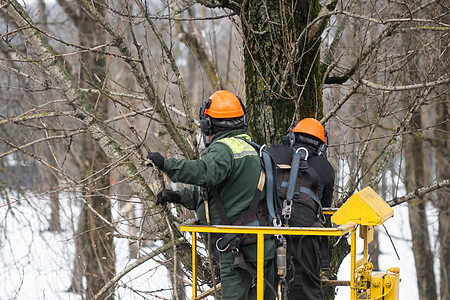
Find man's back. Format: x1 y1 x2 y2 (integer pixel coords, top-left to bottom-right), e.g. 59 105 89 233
268 142 335 300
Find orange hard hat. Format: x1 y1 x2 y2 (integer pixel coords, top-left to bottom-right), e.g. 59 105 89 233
292 118 326 143
203 90 245 119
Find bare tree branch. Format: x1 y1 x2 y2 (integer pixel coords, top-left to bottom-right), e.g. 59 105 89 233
75 0 195 159
170 2 223 91
321 82 360 123
387 179 450 207
325 0 440 84
361 77 450 91
135 0 196 128
93 237 186 300
2 0 157 211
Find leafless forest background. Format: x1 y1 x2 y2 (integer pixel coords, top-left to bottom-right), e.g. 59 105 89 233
0 0 448 299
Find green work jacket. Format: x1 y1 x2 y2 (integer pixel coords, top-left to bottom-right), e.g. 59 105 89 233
163 129 275 262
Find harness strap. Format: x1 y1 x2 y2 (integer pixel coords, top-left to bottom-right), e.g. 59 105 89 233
298 186 320 206
262 148 278 221
286 149 303 202
321 236 330 270
288 236 305 289
216 219 260 252
236 137 280 223
210 186 230 225
280 182 320 208
210 169 264 225
282 147 326 224
211 171 264 251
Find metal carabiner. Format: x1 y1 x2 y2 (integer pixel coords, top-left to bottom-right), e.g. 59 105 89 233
282 199 293 220
295 147 309 160
215 237 230 252
259 144 267 157
273 218 282 227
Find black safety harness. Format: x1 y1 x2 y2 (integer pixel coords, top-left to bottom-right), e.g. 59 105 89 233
209 137 281 299
277 145 330 295
280 147 325 225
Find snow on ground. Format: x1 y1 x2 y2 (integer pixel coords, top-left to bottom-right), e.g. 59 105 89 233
0 193 172 300
1 192 425 300
0 193 79 300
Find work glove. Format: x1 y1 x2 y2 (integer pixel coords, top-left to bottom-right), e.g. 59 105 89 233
146 152 165 170
156 189 181 206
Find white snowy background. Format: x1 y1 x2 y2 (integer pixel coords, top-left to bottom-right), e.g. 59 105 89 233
1 190 438 300
0 193 174 300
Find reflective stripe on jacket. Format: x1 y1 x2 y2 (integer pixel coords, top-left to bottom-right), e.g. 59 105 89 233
163 129 263 226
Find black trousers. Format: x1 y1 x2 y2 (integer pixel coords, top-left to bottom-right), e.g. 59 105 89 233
287 235 323 300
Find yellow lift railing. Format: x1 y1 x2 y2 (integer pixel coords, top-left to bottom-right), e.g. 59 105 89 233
180 187 400 300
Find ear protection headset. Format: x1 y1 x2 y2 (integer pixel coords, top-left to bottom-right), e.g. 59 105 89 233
199 99 213 136
281 122 297 147
317 130 328 156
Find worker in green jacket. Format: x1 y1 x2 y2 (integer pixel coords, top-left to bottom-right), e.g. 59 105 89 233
147 90 276 300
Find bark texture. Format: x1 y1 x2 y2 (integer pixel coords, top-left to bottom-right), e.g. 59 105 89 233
405 110 437 300
75 1 115 298
240 0 325 145
435 6 449 299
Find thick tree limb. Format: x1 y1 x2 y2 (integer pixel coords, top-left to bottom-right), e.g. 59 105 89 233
195 0 239 11
387 179 450 207
307 0 338 43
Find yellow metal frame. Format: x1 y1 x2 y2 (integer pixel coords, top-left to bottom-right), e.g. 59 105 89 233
370 268 400 300
331 187 394 226
180 187 398 300
180 222 357 299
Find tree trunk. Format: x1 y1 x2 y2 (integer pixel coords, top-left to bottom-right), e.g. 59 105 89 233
436 101 450 300
434 6 449 299
435 100 449 300
241 0 325 145
71 211 85 294
75 1 115 298
400 2 438 295
237 1 344 299
404 108 437 300
49 185 61 232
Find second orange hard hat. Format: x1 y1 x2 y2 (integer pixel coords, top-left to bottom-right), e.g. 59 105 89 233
292 118 326 143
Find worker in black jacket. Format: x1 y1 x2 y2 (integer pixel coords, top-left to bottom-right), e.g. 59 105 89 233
268 118 335 300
